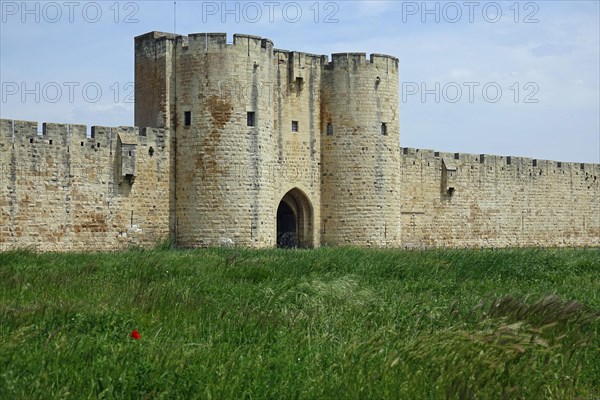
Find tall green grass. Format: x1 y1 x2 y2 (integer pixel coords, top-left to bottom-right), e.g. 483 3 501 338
1 248 598 399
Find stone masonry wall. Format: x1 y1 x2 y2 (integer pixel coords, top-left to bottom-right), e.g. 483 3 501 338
272 49 325 248
0 119 171 251
320 53 402 247
168 33 278 248
399 148 600 248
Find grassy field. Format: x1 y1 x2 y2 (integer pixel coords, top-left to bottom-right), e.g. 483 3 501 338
0 247 598 399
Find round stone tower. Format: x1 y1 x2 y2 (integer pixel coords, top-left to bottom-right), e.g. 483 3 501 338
136 32 327 249
171 33 277 247
320 53 401 247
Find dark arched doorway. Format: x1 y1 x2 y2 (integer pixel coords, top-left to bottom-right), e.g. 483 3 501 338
276 188 313 248
277 201 297 248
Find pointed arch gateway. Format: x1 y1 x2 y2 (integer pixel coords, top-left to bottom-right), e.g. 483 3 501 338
276 188 314 248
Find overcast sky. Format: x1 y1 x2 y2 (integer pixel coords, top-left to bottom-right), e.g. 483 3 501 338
1 0 599 163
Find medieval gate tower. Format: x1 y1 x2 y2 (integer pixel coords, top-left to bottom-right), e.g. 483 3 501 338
135 32 402 248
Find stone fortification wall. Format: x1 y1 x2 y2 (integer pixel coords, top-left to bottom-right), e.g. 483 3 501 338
0 119 171 251
399 148 600 248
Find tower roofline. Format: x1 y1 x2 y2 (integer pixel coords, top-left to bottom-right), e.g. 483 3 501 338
134 31 397 62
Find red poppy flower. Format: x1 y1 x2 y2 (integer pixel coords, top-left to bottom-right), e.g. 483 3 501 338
130 329 141 340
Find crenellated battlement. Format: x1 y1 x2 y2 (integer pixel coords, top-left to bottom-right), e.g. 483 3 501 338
0 119 167 150
400 146 600 176
136 31 276 56
135 31 397 73
273 49 328 67
327 52 399 71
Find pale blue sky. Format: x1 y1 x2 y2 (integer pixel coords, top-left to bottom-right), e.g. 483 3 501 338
1 0 599 163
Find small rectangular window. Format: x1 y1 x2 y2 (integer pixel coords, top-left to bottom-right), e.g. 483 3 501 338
326 123 333 136
292 120 298 132
184 111 191 126
381 122 387 135
247 112 255 127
